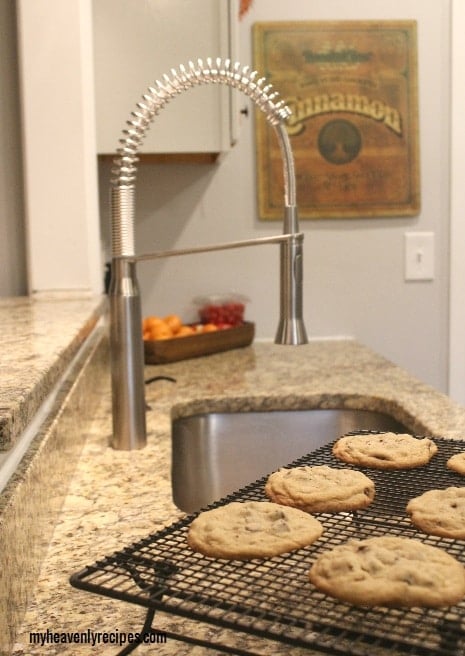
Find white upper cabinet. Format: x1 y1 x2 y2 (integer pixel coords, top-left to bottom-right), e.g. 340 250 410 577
92 0 239 155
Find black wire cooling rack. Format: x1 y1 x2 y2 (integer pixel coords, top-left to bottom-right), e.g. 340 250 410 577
70 432 465 656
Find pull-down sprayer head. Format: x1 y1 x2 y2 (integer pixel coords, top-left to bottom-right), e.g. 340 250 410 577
109 58 308 450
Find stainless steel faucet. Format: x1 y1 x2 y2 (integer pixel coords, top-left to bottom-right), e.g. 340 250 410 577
109 58 308 450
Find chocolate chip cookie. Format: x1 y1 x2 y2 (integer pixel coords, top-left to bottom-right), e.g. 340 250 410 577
447 453 465 476
309 536 465 607
187 501 323 559
406 486 465 538
332 432 437 469
265 465 375 512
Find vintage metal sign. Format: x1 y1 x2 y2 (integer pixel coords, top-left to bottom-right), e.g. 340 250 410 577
253 21 420 219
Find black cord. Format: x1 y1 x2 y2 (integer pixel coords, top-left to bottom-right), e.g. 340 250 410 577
145 375 177 385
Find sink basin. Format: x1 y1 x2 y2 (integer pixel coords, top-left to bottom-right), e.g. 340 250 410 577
171 408 409 512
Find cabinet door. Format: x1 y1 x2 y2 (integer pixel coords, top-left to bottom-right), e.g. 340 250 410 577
92 0 238 154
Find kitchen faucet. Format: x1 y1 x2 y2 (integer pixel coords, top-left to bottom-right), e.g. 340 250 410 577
109 58 308 450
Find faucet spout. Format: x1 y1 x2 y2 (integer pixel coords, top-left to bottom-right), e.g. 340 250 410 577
109 58 308 450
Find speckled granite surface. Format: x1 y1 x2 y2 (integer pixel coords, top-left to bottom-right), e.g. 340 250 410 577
0 296 106 448
9 337 465 655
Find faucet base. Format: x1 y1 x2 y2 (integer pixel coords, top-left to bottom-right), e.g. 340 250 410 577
109 258 147 450
275 318 308 345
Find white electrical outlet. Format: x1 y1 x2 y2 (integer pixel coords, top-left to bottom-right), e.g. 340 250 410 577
404 232 435 281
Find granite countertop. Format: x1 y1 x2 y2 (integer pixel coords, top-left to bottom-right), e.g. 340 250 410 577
11 337 465 655
0 295 106 449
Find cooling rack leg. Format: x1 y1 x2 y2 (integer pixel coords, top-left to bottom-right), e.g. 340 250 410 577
114 608 156 656
111 605 263 656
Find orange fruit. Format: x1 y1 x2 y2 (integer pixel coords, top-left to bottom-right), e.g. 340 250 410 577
175 325 195 338
201 323 218 333
163 314 182 334
143 315 163 331
147 322 173 340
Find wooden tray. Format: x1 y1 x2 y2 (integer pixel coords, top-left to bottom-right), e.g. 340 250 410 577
144 322 255 364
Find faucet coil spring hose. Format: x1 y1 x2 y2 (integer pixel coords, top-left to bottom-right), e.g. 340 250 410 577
110 57 296 258
111 57 291 187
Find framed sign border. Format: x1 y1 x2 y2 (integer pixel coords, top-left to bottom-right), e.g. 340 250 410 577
253 20 420 220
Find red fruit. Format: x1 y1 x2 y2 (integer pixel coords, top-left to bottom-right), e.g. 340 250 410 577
199 301 245 326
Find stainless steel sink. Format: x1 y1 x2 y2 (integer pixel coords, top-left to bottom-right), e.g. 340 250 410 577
171 408 409 512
